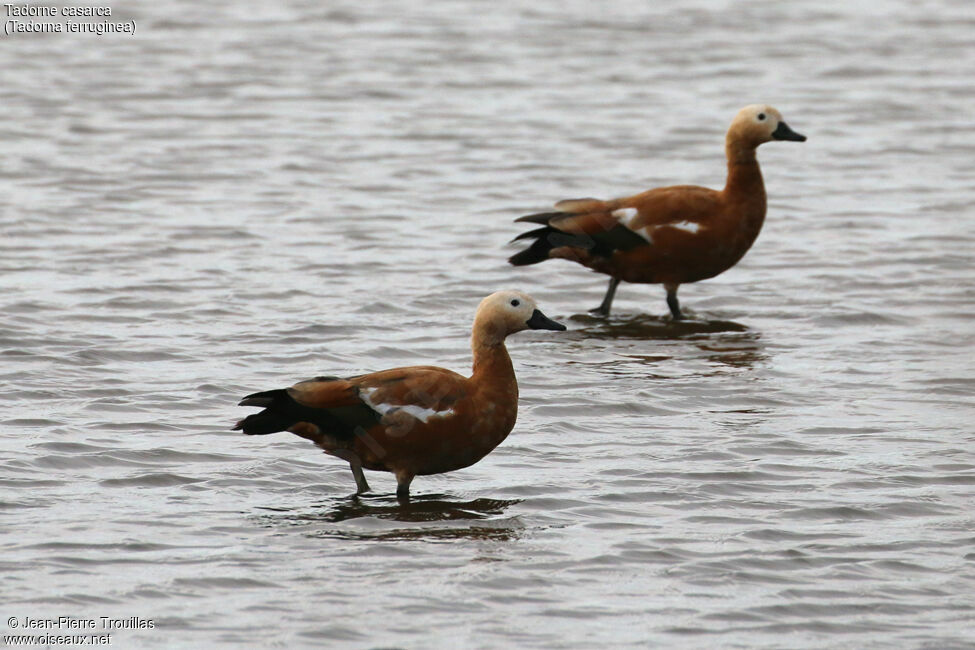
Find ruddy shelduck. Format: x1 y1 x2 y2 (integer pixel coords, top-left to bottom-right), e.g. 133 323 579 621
509 104 806 319
234 291 566 497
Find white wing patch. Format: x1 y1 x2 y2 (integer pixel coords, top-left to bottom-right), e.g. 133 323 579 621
393 404 455 422
612 207 655 244
612 207 638 225
611 207 706 244
664 220 703 234
359 387 455 423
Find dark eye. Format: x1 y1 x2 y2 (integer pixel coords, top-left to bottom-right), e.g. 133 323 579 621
757 113 766 121
510 299 520 307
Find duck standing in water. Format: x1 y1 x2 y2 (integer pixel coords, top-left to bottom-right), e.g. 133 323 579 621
509 105 806 319
234 291 565 497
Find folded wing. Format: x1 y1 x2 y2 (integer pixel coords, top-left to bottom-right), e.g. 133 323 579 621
508 187 722 268
234 368 469 441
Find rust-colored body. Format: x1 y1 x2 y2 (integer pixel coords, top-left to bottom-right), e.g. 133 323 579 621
234 291 564 496
548 169 765 286
509 105 805 318
289 350 517 480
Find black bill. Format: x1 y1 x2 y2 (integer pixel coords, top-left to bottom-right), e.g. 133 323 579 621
526 309 567 331
772 121 806 142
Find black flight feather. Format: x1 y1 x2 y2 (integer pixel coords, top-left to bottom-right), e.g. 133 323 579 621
508 214 650 266
234 384 380 439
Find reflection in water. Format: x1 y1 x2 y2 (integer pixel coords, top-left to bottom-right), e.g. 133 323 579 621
3 0 972 645
569 313 766 369
304 524 523 543
254 494 524 542
568 312 749 340
324 494 522 523
695 331 766 369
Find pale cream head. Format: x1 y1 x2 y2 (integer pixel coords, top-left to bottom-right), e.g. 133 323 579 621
728 104 806 149
472 290 565 347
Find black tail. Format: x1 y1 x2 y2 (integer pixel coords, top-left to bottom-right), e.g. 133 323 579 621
233 389 296 435
509 210 649 266
233 382 379 440
509 211 591 266
508 226 599 266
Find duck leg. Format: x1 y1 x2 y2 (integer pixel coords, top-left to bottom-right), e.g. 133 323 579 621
332 449 370 494
590 277 621 316
665 283 683 320
395 470 414 498
350 462 370 494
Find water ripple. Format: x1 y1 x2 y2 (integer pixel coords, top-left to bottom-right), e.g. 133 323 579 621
2 0 974 648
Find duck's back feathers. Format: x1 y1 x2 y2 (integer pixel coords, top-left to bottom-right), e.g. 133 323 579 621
554 197 606 213
351 367 468 416
624 185 723 231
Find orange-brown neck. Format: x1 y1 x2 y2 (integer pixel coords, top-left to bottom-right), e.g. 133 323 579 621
471 339 515 386
469 339 518 458
723 131 766 199
724 157 765 196
721 140 768 253
472 333 518 413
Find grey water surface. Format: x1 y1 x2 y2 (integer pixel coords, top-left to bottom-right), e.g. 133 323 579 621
2 0 974 647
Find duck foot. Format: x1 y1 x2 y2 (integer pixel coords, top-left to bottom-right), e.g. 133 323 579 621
395 471 414 500
590 277 620 316
333 449 370 494
353 471 371 494
665 284 683 320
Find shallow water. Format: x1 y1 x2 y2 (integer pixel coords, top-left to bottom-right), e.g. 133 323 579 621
2 0 974 647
